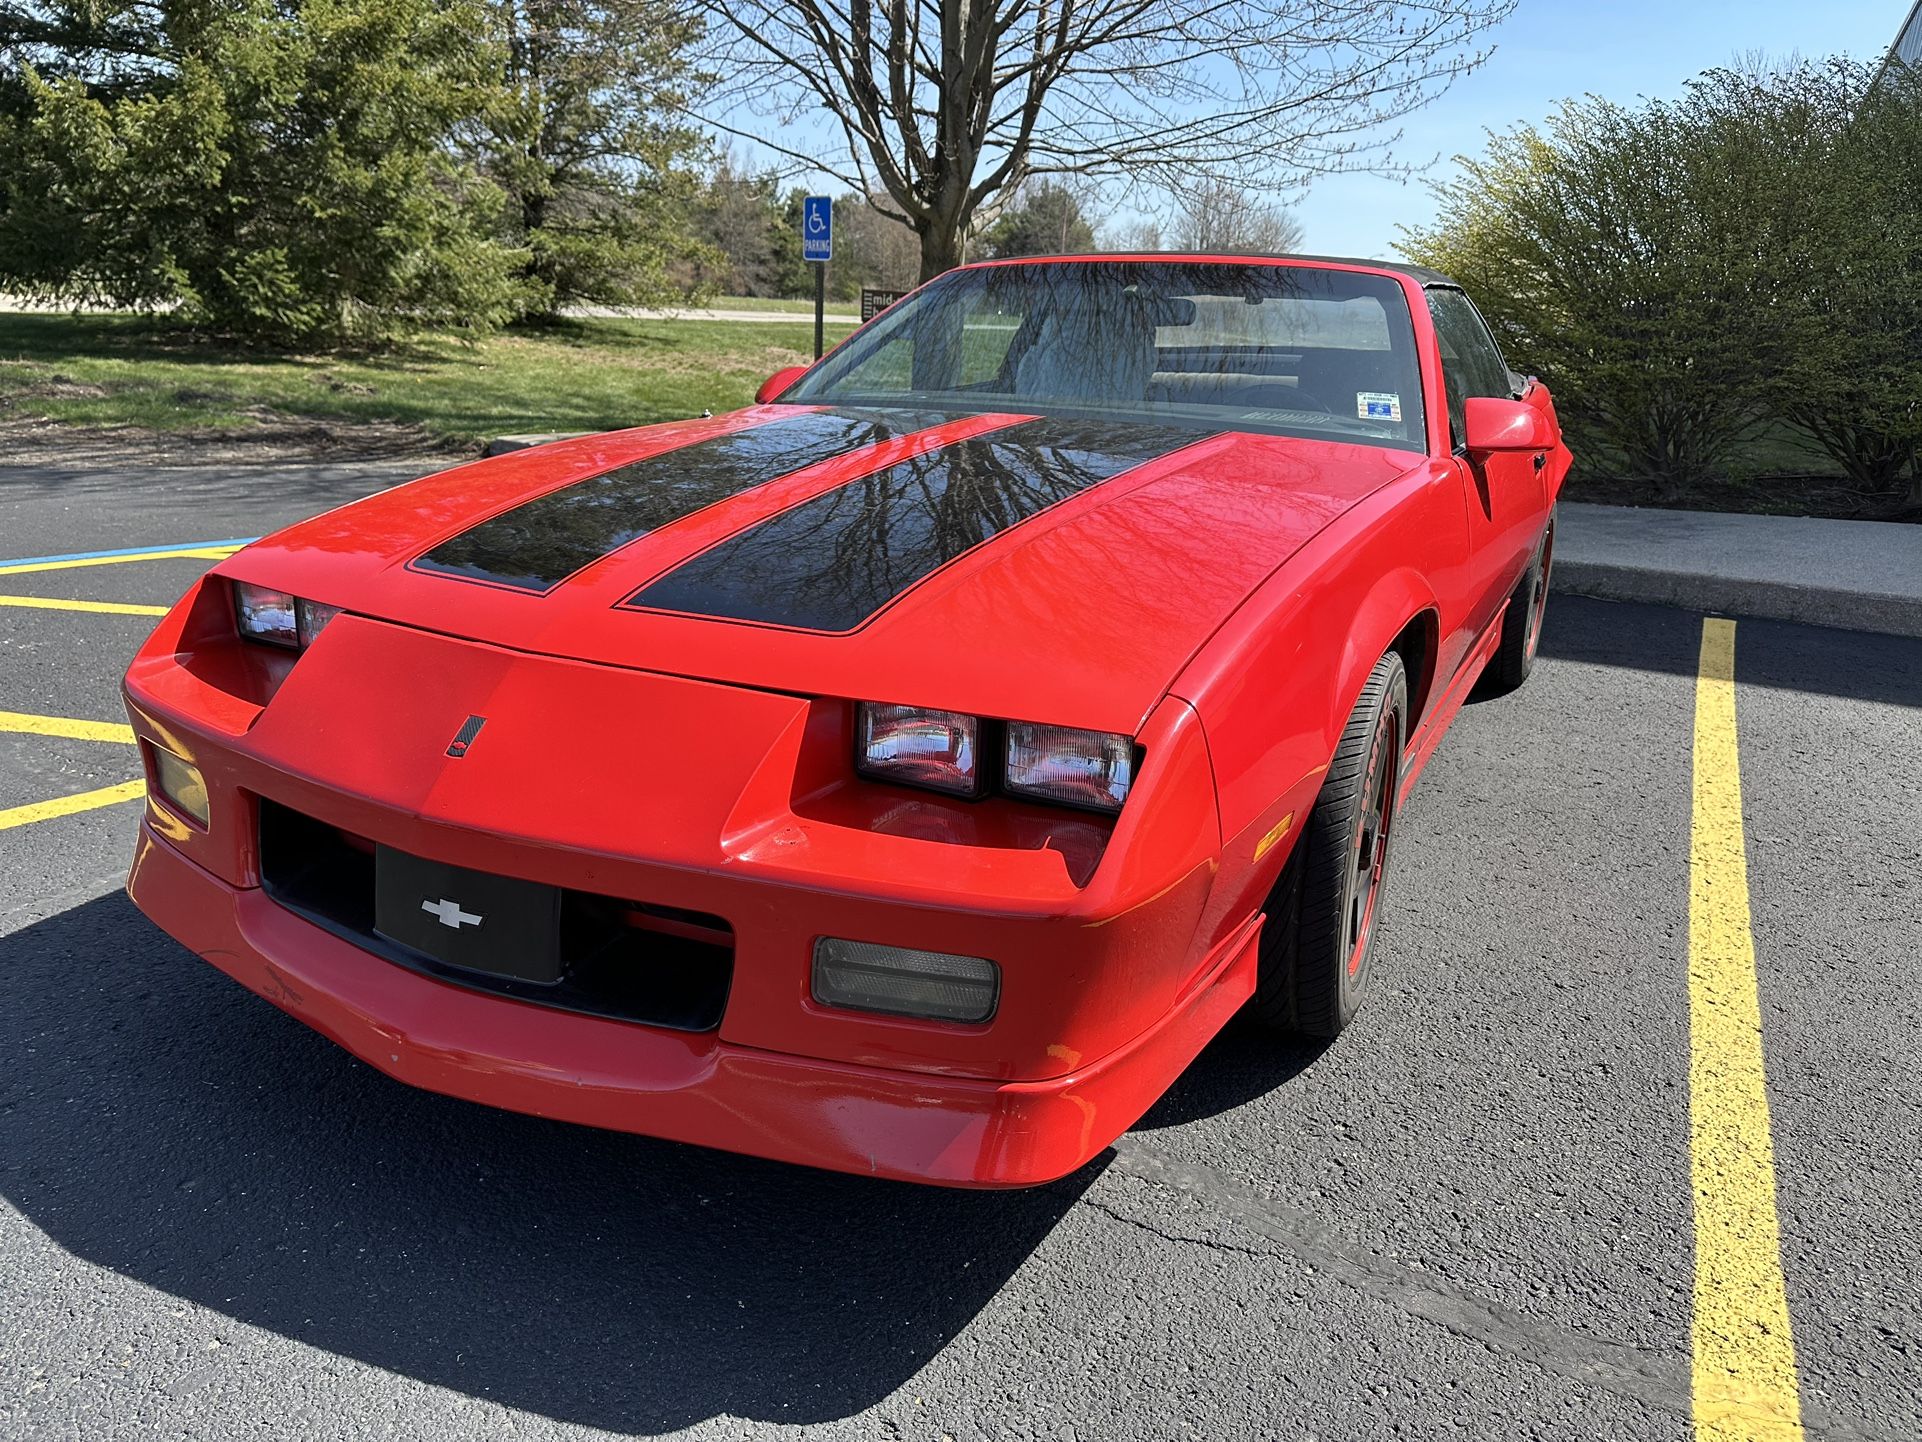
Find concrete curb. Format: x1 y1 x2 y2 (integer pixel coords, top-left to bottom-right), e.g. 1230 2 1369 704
1549 502 1921 639
1551 561 1922 638
482 433 591 457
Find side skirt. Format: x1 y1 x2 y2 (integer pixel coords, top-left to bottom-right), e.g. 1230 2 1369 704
1396 602 1508 804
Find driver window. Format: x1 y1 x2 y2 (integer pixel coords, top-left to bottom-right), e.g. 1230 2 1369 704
1426 288 1514 448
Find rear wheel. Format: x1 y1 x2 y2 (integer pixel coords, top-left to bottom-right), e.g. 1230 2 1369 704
1475 511 1555 699
1248 651 1407 1037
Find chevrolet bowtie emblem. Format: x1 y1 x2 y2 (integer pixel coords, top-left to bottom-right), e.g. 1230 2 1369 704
421 898 483 930
446 714 487 758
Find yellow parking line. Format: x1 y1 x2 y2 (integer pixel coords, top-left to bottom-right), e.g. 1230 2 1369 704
0 594 169 617
1689 618 1803 1441
0 779 146 831
0 710 136 744
0 547 239 578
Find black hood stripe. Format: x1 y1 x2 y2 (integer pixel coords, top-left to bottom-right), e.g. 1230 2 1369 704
621 418 1215 633
412 410 956 594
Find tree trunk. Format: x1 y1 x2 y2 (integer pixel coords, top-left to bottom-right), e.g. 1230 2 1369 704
918 220 965 283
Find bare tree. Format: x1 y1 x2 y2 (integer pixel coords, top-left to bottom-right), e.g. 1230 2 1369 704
832 193 922 293
1100 218 1164 253
686 0 1515 281
1171 178 1305 254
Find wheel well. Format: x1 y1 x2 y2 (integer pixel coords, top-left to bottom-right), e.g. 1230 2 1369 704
1386 610 1439 732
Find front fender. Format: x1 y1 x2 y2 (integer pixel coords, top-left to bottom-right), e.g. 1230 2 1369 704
1168 460 1464 946
1325 565 1439 751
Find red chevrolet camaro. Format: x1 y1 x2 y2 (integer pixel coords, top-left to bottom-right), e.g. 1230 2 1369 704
122 254 1568 1187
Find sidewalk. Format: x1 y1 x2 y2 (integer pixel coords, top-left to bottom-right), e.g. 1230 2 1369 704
1553 502 1922 638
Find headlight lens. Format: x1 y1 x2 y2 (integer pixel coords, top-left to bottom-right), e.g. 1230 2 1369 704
855 704 1138 812
297 598 343 647
1004 722 1135 813
234 582 298 647
855 703 982 797
234 582 342 649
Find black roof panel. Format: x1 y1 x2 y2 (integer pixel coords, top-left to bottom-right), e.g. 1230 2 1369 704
970 251 1460 288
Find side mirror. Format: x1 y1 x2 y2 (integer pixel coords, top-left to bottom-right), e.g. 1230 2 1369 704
1462 396 1554 456
756 364 810 405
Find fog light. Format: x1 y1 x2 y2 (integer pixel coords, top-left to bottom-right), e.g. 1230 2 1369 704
811 938 999 1023
151 749 210 827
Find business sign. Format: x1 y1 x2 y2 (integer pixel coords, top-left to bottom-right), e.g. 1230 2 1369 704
802 196 832 262
861 288 909 322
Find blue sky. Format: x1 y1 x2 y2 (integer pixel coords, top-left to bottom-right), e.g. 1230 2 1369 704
1297 0 1905 257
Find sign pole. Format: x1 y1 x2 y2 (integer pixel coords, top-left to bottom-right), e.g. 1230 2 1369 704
802 195 833 361
813 261 825 360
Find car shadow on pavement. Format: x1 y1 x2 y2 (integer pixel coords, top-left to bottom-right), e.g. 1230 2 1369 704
0 891 1095 1434
1131 1022 1330 1129
1537 595 1922 707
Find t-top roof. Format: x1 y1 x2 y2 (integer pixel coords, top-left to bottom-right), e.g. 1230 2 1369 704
968 252 1462 288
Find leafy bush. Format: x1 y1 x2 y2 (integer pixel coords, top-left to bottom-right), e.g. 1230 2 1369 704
478 0 718 319
0 0 523 346
1403 59 1922 513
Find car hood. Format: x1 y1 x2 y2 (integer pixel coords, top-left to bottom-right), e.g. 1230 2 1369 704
233 405 1421 735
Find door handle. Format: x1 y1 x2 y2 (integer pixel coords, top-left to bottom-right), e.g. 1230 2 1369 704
1531 452 1546 472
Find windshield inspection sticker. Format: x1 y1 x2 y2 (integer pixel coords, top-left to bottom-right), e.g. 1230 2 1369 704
1357 392 1402 422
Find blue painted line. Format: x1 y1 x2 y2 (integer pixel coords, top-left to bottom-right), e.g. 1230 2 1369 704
0 538 258 569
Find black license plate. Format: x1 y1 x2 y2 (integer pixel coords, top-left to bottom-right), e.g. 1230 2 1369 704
373 846 563 984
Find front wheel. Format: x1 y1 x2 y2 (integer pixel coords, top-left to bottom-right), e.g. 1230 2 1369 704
1248 650 1408 1037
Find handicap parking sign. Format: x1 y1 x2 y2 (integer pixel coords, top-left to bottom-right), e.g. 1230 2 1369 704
803 196 832 262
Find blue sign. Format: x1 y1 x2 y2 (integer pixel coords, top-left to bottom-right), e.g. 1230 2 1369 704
802 195 832 262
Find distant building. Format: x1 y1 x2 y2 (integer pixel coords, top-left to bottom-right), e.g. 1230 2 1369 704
1895 0 1922 68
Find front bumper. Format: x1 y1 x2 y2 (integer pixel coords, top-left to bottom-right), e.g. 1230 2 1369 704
120 595 1256 1186
127 821 1258 1186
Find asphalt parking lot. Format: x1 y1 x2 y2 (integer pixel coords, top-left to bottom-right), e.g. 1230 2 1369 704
2 457 1918 1442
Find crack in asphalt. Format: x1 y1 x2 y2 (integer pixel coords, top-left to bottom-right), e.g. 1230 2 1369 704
1110 1139 1882 1442
1081 1198 1277 1263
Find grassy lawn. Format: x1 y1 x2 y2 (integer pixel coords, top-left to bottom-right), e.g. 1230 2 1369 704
0 312 859 449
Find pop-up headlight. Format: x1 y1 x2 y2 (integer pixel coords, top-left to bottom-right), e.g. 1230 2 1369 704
234 582 341 649
855 703 982 798
1004 722 1136 814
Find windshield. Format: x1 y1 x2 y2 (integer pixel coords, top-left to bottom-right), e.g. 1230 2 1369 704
783 260 1428 451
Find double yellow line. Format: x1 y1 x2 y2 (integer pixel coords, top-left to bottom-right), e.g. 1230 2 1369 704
0 710 144 832
0 780 145 831
0 543 243 578
0 540 243 832
0 540 241 616
1689 618 1804 1441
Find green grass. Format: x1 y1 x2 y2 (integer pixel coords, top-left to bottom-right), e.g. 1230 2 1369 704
0 312 860 449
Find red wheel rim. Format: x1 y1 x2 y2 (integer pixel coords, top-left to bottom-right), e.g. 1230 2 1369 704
1344 706 1398 981
1525 526 1553 661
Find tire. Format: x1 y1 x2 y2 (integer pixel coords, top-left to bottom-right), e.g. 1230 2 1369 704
1474 510 1555 700
1247 650 1408 1038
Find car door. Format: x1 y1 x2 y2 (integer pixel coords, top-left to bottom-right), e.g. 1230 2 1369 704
1426 286 1546 643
